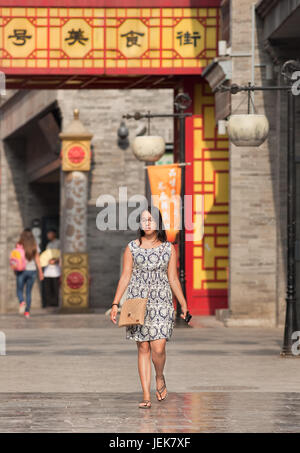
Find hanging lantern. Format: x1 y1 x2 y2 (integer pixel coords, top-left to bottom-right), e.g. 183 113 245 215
131 136 165 162
227 114 269 147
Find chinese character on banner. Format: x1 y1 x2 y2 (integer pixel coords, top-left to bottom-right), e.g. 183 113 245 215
147 164 182 243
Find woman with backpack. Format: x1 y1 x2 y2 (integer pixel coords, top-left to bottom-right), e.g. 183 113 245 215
11 228 44 318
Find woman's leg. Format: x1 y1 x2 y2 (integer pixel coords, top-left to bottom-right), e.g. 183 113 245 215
136 341 151 401
41 278 47 308
150 338 167 400
25 271 37 312
49 277 59 306
16 271 25 304
53 277 60 306
43 277 51 308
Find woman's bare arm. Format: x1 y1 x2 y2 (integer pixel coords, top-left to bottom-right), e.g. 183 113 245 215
112 245 133 306
34 252 44 280
167 244 187 312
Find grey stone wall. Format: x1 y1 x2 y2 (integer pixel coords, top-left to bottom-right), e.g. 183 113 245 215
228 0 276 324
228 0 300 326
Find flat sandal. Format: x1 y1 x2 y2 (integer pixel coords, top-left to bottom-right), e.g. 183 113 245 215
139 399 151 409
156 374 168 401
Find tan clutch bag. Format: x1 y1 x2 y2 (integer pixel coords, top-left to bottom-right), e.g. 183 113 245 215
118 288 150 327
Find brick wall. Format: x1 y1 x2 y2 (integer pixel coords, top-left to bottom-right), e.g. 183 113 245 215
228 0 290 326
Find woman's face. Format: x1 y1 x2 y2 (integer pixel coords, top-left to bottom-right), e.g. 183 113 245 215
140 210 157 234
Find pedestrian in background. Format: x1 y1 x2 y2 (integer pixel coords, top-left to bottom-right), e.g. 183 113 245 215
41 229 61 308
111 205 188 409
14 228 44 318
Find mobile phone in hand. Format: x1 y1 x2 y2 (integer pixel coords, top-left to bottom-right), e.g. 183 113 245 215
184 311 192 323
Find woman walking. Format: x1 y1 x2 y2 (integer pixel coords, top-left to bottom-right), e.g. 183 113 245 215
111 205 188 409
15 228 44 318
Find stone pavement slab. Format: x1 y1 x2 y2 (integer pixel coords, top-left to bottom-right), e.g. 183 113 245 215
0 392 299 433
0 313 299 432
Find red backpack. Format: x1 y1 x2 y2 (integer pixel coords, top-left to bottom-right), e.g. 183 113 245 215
9 243 26 271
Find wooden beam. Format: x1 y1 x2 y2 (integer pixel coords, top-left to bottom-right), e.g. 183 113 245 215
28 158 61 183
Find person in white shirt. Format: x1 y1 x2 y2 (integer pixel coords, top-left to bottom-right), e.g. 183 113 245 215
42 229 61 308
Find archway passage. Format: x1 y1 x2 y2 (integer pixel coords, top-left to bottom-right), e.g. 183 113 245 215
0 1 228 316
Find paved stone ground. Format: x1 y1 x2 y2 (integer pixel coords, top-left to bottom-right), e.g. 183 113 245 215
0 311 299 433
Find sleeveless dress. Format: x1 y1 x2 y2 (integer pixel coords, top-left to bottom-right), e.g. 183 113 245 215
125 239 175 342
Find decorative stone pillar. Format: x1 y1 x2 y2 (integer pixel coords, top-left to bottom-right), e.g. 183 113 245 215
59 109 93 311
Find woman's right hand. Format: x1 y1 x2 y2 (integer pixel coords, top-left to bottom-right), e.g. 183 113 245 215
39 270 44 281
110 305 119 324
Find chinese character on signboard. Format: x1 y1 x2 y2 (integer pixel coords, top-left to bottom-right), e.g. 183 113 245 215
176 31 201 47
65 28 89 46
121 30 145 47
8 29 32 46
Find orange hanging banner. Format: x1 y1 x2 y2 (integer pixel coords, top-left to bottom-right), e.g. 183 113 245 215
147 164 182 243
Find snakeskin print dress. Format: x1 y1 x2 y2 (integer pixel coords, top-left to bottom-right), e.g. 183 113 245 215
125 239 175 342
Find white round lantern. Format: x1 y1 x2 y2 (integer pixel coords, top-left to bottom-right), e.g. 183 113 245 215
227 114 269 147
132 136 165 162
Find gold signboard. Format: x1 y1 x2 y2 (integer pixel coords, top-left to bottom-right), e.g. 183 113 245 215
0 7 219 73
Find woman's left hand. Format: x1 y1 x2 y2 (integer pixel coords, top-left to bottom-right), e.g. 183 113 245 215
180 304 188 321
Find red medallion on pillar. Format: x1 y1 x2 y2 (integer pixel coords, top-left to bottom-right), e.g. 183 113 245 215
66 271 85 290
62 253 89 309
60 109 92 172
67 146 85 165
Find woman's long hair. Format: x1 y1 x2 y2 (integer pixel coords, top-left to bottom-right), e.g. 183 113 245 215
137 204 167 246
18 229 37 261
